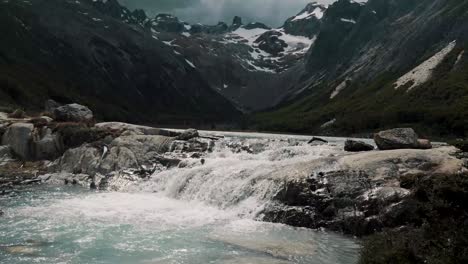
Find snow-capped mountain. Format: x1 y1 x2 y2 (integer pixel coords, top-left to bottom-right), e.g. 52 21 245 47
99 1 328 111
2 0 467 136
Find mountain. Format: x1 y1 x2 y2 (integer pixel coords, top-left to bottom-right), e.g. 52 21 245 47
2 0 467 137
138 4 324 111
255 0 468 138
0 0 240 125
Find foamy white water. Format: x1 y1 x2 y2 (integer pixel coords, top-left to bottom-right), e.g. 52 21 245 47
0 132 361 263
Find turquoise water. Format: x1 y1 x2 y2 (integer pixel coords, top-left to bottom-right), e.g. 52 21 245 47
0 185 360 264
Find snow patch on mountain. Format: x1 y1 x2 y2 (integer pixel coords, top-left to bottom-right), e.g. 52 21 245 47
340 18 356 24
395 41 457 91
292 6 325 21
330 79 350 99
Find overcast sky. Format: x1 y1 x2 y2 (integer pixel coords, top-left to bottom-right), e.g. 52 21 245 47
119 0 340 27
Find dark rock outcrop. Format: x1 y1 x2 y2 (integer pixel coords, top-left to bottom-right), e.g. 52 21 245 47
176 129 199 141
344 139 374 152
255 31 288 56
262 146 462 236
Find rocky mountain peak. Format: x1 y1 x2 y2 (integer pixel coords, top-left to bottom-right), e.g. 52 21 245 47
232 16 243 28
282 1 327 37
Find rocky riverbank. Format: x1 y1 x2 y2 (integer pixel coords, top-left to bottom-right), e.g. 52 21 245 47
1 104 468 261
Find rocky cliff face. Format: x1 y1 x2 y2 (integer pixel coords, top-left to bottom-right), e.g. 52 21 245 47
0 0 240 125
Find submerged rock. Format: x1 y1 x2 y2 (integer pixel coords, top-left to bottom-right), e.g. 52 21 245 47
3 245 38 255
344 139 374 152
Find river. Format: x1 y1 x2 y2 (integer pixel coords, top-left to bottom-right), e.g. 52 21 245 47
0 131 362 263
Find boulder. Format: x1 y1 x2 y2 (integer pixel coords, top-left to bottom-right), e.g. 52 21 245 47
32 128 63 160
416 139 432 149
176 129 199 140
52 134 174 176
374 128 420 150
1 123 34 160
344 139 374 152
54 103 93 122
7 109 26 119
44 99 61 113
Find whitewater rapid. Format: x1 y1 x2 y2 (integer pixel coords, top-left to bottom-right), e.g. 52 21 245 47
0 131 362 263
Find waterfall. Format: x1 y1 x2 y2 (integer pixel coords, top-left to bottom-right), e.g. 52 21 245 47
127 134 343 218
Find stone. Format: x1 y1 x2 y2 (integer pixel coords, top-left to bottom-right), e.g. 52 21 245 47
95 122 178 137
416 139 432 149
1 123 34 160
7 109 26 119
344 139 374 152
54 103 93 122
52 135 174 176
0 145 11 158
176 129 199 140
374 128 419 150
307 137 328 145
32 128 63 160
44 99 61 113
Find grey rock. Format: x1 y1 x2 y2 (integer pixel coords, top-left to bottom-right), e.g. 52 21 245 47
32 128 63 160
0 145 11 158
53 135 174 176
344 139 374 152
176 129 199 141
262 146 463 236
44 99 61 113
95 122 178 137
374 128 420 150
54 104 93 122
1 123 34 160
416 139 432 150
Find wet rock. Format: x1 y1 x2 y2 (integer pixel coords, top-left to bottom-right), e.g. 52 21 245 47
52 135 174 176
308 136 328 145
262 146 463 236
95 122 178 137
3 245 38 255
344 139 374 152
32 128 62 160
374 128 430 150
176 129 199 140
54 103 93 122
1 123 34 160
170 139 212 153
0 145 11 159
